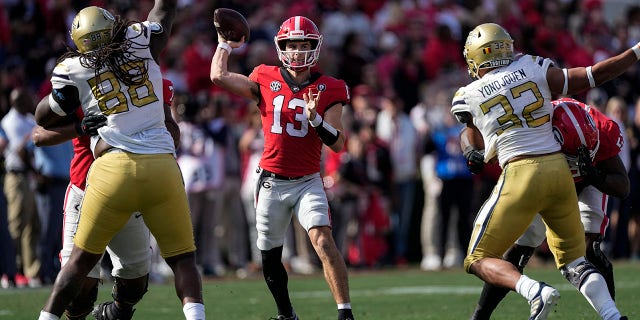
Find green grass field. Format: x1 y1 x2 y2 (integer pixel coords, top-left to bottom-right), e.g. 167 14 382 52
3 262 640 319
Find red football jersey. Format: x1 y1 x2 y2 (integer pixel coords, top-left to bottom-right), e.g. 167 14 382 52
588 105 623 163
249 65 350 176
70 108 92 190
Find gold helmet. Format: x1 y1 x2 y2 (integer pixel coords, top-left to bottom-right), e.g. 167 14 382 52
463 23 514 79
70 6 116 53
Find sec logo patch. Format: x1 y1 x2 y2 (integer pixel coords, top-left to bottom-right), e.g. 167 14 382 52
270 81 281 92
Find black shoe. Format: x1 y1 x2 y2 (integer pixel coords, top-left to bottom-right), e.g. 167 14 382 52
269 313 299 320
338 308 354 320
92 302 135 320
269 316 299 320
620 317 628 320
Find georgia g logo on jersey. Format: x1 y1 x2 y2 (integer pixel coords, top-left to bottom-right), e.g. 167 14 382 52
270 81 281 92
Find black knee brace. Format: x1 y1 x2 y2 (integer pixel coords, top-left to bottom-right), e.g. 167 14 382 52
65 280 99 319
586 234 615 299
503 244 535 272
112 274 149 307
561 260 599 290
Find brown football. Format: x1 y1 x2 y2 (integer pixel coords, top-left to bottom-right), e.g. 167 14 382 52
213 8 250 42
460 126 484 150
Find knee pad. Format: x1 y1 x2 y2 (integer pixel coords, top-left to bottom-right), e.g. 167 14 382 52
112 274 149 307
65 280 99 319
561 260 599 290
503 244 535 273
585 234 613 275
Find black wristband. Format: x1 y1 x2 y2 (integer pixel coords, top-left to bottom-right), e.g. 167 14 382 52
314 121 340 146
309 114 340 146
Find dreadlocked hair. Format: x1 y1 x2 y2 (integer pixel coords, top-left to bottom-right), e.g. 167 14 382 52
59 16 151 87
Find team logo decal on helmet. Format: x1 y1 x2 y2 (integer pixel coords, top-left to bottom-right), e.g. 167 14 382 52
463 23 514 79
274 16 323 71
270 81 282 92
70 6 116 53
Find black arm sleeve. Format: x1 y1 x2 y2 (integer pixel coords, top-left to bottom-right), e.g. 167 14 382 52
51 86 81 115
454 111 472 124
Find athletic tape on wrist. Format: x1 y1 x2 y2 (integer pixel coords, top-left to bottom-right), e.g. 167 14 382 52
632 45 640 60
217 42 232 53
309 114 323 127
585 66 596 88
562 68 569 96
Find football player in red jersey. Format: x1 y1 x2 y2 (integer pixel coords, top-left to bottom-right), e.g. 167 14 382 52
211 16 354 320
32 79 179 320
469 98 630 320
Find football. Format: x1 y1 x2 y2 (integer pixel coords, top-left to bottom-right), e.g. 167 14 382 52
213 8 250 42
460 125 484 151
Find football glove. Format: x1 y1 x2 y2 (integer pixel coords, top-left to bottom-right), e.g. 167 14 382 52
76 114 107 136
463 148 484 175
577 145 605 186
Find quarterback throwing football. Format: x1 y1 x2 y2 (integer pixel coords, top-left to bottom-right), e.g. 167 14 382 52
210 15 354 320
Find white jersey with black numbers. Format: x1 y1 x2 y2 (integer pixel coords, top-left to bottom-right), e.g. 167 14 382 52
50 21 174 155
451 54 561 167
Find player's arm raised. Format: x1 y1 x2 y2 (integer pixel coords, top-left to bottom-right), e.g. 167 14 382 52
210 35 259 102
147 0 178 62
547 43 640 96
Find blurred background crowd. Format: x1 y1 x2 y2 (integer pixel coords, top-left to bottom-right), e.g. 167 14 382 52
1 0 640 288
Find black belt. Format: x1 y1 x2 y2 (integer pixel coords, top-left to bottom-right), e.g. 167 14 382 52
260 168 304 180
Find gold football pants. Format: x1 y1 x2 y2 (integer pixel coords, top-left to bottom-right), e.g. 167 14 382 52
465 153 585 271
74 152 195 258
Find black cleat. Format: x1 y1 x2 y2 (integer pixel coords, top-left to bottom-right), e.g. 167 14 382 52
92 302 135 320
269 314 299 320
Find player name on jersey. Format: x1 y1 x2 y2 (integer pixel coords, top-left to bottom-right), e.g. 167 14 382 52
477 68 527 98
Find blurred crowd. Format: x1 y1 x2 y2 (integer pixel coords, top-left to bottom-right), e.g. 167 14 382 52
1 0 640 287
